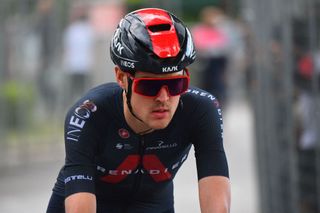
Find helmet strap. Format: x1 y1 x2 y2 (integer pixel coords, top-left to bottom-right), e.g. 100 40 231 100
125 78 153 134
125 78 142 122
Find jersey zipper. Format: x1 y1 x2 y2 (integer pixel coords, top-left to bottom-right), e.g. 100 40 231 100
131 135 145 196
122 136 145 213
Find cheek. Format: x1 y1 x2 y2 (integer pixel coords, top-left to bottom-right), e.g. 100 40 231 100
130 94 150 111
171 97 180 109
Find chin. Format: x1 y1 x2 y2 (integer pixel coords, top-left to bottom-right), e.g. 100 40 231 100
149 120 171 130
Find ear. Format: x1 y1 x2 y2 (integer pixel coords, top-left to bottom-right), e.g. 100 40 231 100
114 66 127 89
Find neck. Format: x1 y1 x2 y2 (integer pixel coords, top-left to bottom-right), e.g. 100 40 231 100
122 92 153 135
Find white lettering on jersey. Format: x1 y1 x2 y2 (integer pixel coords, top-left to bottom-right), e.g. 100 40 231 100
187 89 217 101
64 175 93 184
69 116 85 129
66 100 97 142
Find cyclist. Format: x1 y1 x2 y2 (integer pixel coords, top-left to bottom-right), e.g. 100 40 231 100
47 8 230 213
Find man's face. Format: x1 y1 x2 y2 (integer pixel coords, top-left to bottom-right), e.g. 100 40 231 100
128 71 184 130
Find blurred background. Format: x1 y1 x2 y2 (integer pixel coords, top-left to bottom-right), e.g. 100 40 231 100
0 0 319 213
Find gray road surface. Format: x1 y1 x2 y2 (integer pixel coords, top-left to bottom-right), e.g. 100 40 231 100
0 100 258 213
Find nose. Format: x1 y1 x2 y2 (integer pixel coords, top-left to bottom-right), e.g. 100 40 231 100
155 86 170 102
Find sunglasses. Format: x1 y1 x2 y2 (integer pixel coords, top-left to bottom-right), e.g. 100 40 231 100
129 71 190 97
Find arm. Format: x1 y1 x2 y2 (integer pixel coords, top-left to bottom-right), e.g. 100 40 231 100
198 176 231 213
185 90 230 212
65 192 96 213
63 100 100 212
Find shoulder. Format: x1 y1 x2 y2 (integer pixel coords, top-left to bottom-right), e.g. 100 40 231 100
179 86 222 124
86 82 121 98
181 86 221 109
79 82 120 105
66 82 122 118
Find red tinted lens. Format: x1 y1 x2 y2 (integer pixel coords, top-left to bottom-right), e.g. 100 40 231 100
165 77 189 95
134 77 189 97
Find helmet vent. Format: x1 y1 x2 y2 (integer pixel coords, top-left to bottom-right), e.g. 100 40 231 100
148 24 171 32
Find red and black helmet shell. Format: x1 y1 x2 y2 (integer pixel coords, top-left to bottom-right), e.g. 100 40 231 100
110 8 196 74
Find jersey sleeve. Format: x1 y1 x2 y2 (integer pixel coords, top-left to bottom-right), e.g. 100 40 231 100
189 95 229 180
62 99 100 197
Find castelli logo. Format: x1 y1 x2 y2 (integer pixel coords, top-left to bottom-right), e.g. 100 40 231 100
118 128 130 139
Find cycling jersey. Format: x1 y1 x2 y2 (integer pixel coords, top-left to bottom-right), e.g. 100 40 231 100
47 83 229 213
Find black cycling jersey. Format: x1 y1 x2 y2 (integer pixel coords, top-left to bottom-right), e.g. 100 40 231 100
47 83 228 213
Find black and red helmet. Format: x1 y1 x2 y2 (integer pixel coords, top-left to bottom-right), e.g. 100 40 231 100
110 8 196 74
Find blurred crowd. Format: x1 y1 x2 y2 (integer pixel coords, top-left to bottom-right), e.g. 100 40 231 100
0 0 251 130
191 6 248 107
292 20 320 212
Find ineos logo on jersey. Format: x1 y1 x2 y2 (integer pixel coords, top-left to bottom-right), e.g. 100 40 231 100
66 100 97 142
162 66 178 72
74 100 97 119
75 107 90 119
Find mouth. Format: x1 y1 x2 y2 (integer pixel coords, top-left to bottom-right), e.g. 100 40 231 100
153 108 168 112
151 108 169 119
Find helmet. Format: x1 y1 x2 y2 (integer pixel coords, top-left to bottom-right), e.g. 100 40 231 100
110 8 196 74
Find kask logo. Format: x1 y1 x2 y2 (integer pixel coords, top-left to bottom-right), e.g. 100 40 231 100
162 66 178 72
113 28 124 55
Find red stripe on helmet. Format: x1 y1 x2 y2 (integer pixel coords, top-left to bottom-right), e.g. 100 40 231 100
136 8 180 58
